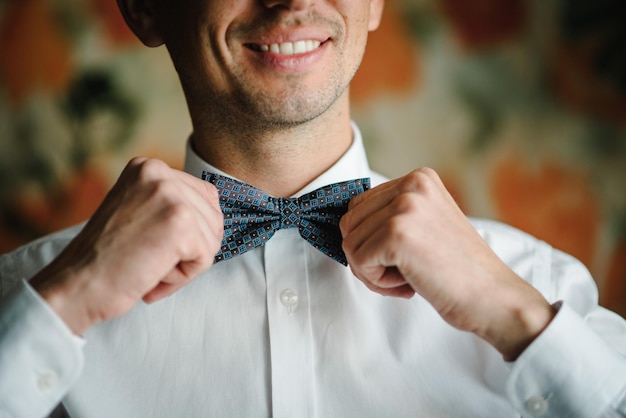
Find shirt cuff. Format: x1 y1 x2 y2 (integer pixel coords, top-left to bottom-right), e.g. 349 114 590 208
506 302 626 417
0 280 84 418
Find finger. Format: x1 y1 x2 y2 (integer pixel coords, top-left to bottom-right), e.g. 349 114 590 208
345 241 413 289
133 181 222 304
343 168 460 236
161 173 225 257
141 256 211 303
181 183 224 242
341 180 401 236
173 170 221 211
348 177 395 210
417 167 460 208
172 172 225 248
346 212 417 283
350 266 415 298
126 158 221 218
167 171 222 222
342 169 434 233
142 232 221 304
347 167 441 212
344 210 417 292
343 190 419 256
143 281 184 304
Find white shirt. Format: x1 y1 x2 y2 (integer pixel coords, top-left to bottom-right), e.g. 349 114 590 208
1 124 626 418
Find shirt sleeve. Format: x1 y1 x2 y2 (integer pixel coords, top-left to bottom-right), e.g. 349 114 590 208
505 244 626 418
0 279 84 418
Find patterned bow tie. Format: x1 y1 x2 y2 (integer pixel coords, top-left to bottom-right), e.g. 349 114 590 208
202 171 370 265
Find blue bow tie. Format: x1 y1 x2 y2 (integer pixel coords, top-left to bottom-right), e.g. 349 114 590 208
202 172 370 265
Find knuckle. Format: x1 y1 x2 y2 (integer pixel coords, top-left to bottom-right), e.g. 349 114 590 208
162 201 194 230
127 156 148 168
393 192 420 214
404 167 439 193
204 181 218 196
384 216 411 247
212 222 225 245
341 234 356 255
339 211 352 232
136 158 170 182
382 242 403 266
415 166 439 179
348 193 364 208
120 157 148 182
146 180 178 205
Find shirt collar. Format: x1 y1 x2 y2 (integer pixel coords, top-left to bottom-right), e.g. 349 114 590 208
183 121 371 198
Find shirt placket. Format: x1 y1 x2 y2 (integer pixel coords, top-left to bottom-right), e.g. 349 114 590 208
264 229 313 418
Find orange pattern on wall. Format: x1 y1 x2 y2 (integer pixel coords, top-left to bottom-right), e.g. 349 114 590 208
605 240 626 316
11 167 109 237
350 1 420 103
90 0 140 47
440 0 528 50
490 153 601 268
549 42 626 130
0 0 73 105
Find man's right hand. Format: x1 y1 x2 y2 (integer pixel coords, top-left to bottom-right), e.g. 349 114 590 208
29 157 224 335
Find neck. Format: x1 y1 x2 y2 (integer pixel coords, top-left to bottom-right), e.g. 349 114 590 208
190 96 353 197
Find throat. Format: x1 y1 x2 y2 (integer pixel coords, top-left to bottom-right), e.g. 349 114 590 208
214 143 327 197
191 125 352 197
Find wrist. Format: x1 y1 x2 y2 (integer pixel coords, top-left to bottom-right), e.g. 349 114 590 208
30 258 99 336
481 289 557 361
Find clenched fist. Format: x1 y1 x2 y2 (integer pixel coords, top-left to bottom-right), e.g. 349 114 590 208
30 158 224 335
341 168 555 360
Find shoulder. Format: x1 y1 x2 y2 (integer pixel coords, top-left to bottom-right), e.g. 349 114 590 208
0 224 84 296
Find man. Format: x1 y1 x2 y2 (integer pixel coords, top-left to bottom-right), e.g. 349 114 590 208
1 0 625 416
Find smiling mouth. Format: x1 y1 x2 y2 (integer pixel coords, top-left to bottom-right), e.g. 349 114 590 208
246 40 323 55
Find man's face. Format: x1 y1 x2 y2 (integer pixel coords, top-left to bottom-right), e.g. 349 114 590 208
151 0 383 129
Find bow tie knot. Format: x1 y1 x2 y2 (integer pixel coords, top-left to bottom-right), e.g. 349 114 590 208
277 199 301 229
202 172 370 265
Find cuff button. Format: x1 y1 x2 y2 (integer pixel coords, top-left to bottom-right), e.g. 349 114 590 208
525 394 549 416
36 370 59 392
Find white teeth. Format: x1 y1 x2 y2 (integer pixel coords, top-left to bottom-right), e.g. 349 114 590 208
259 40 321 55
293 40 306 54
280 42 294 54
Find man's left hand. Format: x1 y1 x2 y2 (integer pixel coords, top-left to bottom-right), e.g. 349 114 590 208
340 168 556 361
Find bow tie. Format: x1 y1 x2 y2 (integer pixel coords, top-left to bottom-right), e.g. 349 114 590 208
202 172 370 265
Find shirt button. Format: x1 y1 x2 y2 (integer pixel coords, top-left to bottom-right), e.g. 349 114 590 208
525 395 549 416
280 289 299 315
37 370 59 392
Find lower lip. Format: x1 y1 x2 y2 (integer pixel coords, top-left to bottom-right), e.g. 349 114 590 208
246 41 328 72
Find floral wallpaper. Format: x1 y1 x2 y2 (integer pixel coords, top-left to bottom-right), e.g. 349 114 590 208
1 0 625 317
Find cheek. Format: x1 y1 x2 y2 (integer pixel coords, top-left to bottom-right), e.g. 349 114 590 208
343 4 374 48
345 17 370 63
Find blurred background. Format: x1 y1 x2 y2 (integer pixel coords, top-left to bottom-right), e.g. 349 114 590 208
0 0 625 317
